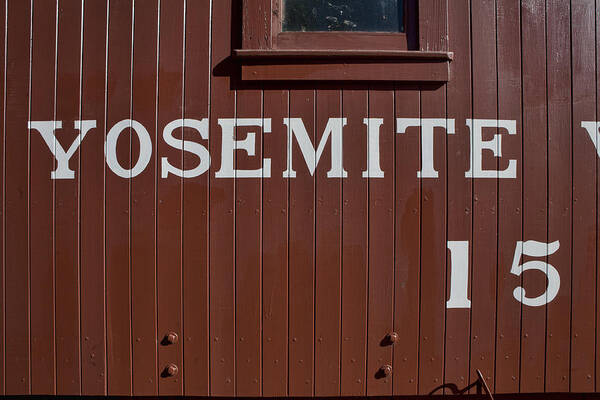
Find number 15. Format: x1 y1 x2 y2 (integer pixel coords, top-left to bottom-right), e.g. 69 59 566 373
446 240 561 309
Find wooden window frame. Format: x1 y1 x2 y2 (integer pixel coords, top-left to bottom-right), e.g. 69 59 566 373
235 0 452 82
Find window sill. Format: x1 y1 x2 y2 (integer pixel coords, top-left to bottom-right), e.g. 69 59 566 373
233 49 453 82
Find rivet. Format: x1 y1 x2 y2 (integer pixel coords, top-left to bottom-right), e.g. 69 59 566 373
387 332 399 344
165 364 179 377
166 332 179 344
380 365 393 377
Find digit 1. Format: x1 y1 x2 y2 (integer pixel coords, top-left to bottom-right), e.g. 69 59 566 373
446 241 471 309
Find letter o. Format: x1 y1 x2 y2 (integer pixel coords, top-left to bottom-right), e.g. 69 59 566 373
106 119 152 178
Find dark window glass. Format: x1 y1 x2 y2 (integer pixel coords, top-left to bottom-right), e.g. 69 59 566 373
283 0 404 32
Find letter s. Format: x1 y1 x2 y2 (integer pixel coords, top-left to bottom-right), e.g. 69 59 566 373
161 118 211 178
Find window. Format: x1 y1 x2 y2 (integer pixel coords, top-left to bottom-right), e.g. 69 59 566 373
236 0 452 82
271 0 415 50
282 0 405 33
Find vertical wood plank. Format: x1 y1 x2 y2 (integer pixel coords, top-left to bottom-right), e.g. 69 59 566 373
495 0 523 393
0 0 4 391
234 90 263 396
288 89 315 396
469 0 498 391
209 0 235 395
262 89 289 396
54 0 83 393
80 0 107 394
182 0 210 395
393 88 421 396
365 89 394 396
29 0 56 393
242 0 271 49
4 0 31 393
520 0 548 392
105 0 132 394
445 0 471 391
156 0 184 394
418 0 448 51
597 0 600 390
417 85 447 395
130 0 158 395
545 0 572 392
340 88 368 396
235 4 264 389
570 0 596 392
314 89 341 397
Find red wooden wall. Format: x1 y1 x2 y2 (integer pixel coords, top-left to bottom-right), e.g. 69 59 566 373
1 0 600 397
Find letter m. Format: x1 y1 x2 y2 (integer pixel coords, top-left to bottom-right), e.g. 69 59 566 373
283 117 347 178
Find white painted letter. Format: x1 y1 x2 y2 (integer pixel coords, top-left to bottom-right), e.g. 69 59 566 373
511 240 561 307
161 118 211 178
581 121 600 157
362 118 385 178
283 117 347 178
446 241 471 309
106 119 152 178
397 118 455 178
465 119 517 178
28 120 96 179
215 118 271 178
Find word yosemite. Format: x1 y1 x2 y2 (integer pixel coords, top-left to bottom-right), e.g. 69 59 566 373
29 118 600 180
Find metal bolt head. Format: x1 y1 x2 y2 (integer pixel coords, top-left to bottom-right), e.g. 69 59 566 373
381 364 393 377
166 332 179 344
165 363 179 377
387 332 399 344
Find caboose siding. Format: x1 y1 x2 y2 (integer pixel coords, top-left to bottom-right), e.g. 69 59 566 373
3 0 600 397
